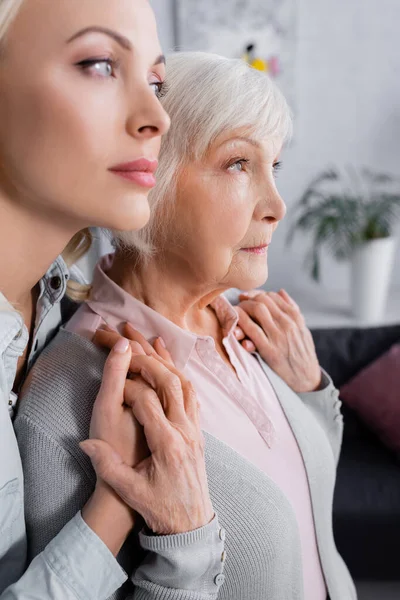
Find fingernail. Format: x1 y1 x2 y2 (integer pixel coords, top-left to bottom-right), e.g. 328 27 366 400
158 337 166 348
79 441 97 459
114 338 130 354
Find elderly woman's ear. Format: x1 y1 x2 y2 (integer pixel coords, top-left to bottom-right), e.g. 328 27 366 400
235 289 323 393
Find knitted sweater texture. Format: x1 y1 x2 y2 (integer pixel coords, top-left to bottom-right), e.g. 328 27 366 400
15 329 357 600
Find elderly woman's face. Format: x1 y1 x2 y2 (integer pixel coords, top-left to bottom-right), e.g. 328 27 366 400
168 129 286 291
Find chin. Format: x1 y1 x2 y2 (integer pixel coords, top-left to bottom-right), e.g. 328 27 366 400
99 192 151 231
233 266 269 291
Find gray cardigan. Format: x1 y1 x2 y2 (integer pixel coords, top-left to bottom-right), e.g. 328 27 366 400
15 329 357 600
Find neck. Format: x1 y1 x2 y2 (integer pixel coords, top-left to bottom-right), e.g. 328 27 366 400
108 250 229 337
0 196 76 309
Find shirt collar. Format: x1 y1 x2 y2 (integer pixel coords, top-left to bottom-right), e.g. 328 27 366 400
39 255 70 306
1 254 70 368
86 254 239 371
0 292 28 357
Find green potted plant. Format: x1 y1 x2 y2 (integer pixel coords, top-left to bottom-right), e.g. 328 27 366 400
287 167 400 323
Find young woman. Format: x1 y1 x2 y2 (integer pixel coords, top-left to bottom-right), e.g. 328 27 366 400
0 2 219 598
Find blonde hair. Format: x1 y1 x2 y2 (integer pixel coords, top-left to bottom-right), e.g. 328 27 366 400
114 51 292 259
0 0 92 302
0 0 23 44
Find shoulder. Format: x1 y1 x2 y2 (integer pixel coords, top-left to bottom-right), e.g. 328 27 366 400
15 329 107 445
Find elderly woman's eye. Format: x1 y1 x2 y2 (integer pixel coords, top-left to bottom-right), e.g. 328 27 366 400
273 161 283 177
227 159 249 172
77 58 117 78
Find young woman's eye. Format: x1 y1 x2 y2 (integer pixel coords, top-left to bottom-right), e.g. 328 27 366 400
149 81 165 98
77 58 117 78
227 159 249 172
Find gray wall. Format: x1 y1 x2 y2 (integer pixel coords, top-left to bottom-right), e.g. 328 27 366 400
151 0 400 294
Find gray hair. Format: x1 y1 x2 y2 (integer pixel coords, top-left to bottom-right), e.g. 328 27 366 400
114 51 292 258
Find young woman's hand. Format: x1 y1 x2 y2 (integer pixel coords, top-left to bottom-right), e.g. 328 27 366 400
81 339 145 555
235 289 322 393
82 335 214 536
88 337 149 472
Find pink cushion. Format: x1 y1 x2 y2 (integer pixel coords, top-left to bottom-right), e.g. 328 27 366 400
340 344 400 455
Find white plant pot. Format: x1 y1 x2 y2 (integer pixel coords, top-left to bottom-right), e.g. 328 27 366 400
351 237 397 324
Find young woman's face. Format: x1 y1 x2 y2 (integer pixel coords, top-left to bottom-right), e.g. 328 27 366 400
0 0 170 233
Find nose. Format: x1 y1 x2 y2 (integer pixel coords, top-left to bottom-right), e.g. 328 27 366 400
257 187 287 224
126 85 171 141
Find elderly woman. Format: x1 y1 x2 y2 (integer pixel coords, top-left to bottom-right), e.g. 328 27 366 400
15 52 356 600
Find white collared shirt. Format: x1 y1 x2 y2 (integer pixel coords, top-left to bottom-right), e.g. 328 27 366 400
0 255 127 598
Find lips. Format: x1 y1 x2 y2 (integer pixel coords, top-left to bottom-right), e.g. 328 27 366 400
109 158 158 189
241 243 270 255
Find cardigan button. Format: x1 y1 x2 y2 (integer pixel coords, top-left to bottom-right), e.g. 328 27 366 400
214 574 225 586
219 527 226 541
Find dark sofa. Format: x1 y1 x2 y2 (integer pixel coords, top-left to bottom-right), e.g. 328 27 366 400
311 324 400 581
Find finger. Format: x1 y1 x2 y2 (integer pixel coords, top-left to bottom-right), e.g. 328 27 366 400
128 354 187 424
234 326 246 341
241 339 256 353
93 328 146 357
238 299 279 338
124 378 171 452
93 327 121 349
153 337 175 365
278 289 294 304
180 379 200 427
247 293 292 330
236 306 271 353
124 323 156 356
239 289 264 301
80 439 148 511
278 290 303 317
265 292 304 326
95 338 132 413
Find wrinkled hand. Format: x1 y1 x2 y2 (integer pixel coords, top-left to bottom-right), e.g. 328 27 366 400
81 337 214 536
90 322 174 470
93 321 174 367
235 289 322 393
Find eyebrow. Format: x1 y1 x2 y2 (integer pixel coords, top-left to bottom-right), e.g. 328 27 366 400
154 54 166 66
67 26 166 65
220 136 262 150
67 27 133 50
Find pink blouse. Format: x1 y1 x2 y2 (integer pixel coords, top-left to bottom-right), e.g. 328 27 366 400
66 254 327 600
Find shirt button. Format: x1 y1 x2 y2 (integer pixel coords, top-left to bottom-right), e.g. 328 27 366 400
214 574 225 586
219 527 226 541
50 275 62 290
8 399 13 406
13 329 23 341
221 551 226 562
